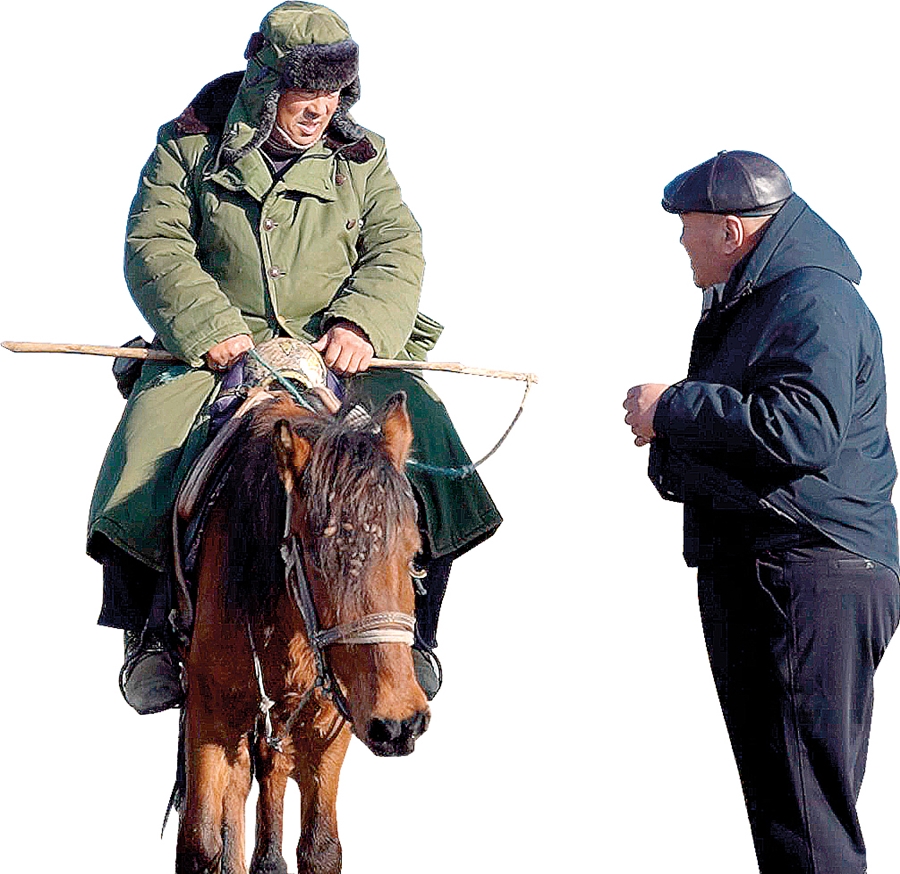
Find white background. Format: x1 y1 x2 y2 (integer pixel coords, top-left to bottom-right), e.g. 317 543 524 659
1 1 898 871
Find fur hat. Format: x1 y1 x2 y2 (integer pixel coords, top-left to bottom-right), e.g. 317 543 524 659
220 2 364 165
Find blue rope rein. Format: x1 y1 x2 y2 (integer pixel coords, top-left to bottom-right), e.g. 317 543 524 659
244 350 533 479
405 458 478 480
406 377 533 479
245 348 317 412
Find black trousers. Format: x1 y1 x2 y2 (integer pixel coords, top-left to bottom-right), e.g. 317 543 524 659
97 537 169 632
698 546 900 873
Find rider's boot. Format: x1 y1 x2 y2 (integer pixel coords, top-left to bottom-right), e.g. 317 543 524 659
99 541 184 714
120 626 184 715
412 555 452 700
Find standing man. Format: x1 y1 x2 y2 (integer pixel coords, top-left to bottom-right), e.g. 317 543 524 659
623 150 900 873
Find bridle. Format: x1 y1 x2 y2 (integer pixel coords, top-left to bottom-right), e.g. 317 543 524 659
249 484 416 745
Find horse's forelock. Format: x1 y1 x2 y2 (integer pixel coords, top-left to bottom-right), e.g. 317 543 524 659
220 399 417 620
304 422 418 598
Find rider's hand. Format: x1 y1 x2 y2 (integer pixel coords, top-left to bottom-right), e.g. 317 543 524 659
623 383 670 446
204 334 254 371
312 321 375 375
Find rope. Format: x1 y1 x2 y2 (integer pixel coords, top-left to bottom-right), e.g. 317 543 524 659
247 615 319 751
315 612 416 647
246 348 317 411
246 347 534 478
247 619 278 743
406 376 533 479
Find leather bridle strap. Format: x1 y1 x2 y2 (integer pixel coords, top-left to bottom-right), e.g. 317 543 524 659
276 488 417 727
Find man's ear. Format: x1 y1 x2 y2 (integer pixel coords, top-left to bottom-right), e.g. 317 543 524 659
722 215 745 255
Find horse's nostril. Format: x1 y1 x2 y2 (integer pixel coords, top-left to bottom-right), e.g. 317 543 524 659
407 711 428 739
368 717 402 745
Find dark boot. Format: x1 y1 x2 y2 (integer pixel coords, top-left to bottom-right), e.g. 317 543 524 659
412 648 442 700
98 540 183 714
119 627 184 715
412 555 452 700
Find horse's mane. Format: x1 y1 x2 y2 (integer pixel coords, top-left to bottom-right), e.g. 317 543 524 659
219 397 418 621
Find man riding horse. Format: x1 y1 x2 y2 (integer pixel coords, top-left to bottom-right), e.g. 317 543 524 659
88 0 501 714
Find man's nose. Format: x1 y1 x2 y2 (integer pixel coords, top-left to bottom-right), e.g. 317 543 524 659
303 99 328 119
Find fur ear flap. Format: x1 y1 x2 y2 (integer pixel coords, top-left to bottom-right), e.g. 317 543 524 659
273 420 311 491
380 392 414 471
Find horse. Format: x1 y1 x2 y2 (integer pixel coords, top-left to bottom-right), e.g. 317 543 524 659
175 390 430 874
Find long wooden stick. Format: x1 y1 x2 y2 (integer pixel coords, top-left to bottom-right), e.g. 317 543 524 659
1 340 538 383
2 341 177 361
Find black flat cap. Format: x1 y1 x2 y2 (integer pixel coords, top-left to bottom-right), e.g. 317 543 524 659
662 150 792 216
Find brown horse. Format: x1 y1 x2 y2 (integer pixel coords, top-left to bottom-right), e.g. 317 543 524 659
176 391 430 874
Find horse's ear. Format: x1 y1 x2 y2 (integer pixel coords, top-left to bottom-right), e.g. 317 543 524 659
380 392 414 471
273 420 311 490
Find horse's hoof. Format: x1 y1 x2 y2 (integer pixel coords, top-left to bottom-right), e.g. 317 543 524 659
249 857 288 874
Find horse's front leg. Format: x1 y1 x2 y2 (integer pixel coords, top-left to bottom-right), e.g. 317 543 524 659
177 701 252 874
221 733 253 874
177 719 228 874
250 739 292 874
294 721 352 874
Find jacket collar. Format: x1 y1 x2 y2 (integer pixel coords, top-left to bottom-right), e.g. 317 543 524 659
717 194 808 312
207 133 339 202
717 193 861 313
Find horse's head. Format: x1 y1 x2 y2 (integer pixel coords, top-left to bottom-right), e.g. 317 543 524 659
273 392 430 756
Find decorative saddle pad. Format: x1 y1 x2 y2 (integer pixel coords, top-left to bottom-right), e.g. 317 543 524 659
244 337 330 391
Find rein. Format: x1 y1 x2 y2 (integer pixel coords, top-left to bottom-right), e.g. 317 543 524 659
247 344 535 479
250 485 417 746
406 376 534 478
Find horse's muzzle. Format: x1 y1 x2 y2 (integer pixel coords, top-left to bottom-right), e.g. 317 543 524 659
365 710 430 757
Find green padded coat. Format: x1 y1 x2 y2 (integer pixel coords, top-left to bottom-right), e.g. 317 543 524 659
88 5 501 571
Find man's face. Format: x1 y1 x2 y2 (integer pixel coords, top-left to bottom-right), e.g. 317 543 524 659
276 88 341 146
679 212 734 289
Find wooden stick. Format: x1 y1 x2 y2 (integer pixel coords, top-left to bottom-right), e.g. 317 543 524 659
367 359 538 382
1 340 538 383
2 341 177 361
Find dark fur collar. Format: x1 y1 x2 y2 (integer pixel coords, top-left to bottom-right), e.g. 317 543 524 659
324 134 377 163
173 72 244 136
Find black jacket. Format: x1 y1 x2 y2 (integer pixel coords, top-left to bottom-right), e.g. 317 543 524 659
649 194 899 573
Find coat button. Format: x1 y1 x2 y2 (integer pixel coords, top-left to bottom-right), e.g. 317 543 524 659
346 219 356 230
262 218 278 231
268 266 283 278
335 174 346 186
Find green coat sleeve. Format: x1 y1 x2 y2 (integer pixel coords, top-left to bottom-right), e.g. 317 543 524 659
124 130 251 366
322 145 425 358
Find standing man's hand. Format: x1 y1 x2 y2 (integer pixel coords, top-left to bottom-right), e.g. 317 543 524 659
623 384 670 446
313 321 375 375
204 334 254 371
